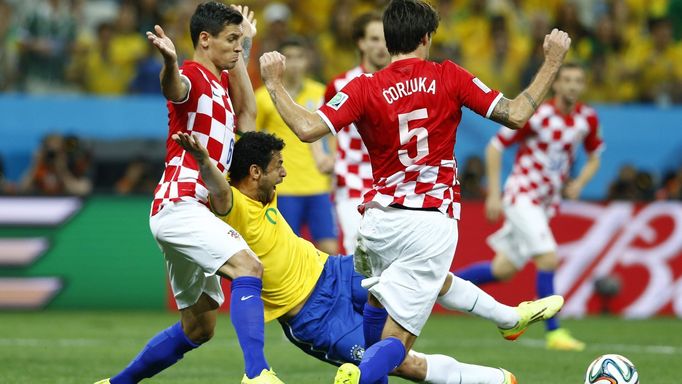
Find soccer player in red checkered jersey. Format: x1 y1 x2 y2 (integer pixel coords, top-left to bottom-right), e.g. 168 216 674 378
455 63 603 352
260 0 570 382
96 4 283 384
324 11 389 256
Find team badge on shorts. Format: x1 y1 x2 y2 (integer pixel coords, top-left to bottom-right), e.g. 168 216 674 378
228 229 241 239
350 344 365 362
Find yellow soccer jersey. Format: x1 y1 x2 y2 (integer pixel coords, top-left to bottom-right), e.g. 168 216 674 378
255 79 331 195
220 187 328 322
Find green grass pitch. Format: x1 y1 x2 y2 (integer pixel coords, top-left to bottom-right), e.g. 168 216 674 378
1 311 680 383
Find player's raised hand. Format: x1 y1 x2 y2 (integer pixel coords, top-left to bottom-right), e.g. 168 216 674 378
485 194 503 222
260 51 286 85
172 132 209 162
543 28 571 66
231 5 257 38
146 25 177 63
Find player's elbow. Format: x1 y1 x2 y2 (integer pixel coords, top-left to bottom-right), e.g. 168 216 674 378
506 112 528 130
298 128 319 143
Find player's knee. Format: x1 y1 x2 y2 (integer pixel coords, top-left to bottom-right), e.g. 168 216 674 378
495 268 516 281
222 249 263 279
534 252 559 270
184 323 215 344
239 254 263 278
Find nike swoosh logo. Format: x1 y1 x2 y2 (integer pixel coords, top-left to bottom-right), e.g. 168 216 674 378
529 307 547 322
240 295 254 301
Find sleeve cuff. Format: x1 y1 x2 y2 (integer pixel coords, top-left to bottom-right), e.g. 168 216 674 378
316 110 337 136
485 92 504 119
169 74 192 104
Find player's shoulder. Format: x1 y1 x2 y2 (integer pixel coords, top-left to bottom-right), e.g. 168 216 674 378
329 66 364 84
575 102 598 118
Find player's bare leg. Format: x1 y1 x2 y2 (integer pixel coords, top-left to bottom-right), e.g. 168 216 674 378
534 252 585 351
180 293 219 343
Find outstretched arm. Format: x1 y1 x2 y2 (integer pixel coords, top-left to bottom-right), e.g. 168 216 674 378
146 25 189 102
565 153 601 200
260 52 330 142
229 5 258 133
172 132 233 215
489 29 571 129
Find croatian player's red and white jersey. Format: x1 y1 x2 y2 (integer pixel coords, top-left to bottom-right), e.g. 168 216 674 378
151 61 236 216
318 58 502 218
325 66 373 200
491 100 604 216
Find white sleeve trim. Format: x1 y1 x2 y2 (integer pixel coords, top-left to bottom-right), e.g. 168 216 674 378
485 92 504 118
316 110 337 136
169 74 192 104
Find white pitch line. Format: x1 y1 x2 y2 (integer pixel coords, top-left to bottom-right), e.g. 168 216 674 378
516 338 681 355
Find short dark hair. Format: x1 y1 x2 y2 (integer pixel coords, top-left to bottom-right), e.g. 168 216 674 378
383 0 439 55
277 35 308 52
190 2 243 48
352 11 383 43
557 62 585 77
230 132 285 182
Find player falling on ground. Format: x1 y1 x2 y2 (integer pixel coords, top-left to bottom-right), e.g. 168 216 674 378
259 0 571 382
455 63 602 351
325 11 390 255
174 130 564 384
95 4 282 384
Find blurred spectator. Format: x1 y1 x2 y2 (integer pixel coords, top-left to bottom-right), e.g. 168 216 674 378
20 134 93 196
0 0 19 90
255 36 337 255
129 43 162 94
460 155 486 199
17 0 77 93
656 169 682 200
115 157 158 195
553 1 592 61
0 154 15 194
634 17 682 105
520 12 551 88
607 164 656 201
317 0 358 81
134 0 164 34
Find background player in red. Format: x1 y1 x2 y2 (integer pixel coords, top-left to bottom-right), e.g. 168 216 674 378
325 11 390 256
96 4 283 384
455 63 603 351
259 0 570 383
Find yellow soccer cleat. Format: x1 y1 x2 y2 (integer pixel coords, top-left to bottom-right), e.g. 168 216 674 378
499 295 564 341
93 380 110 384
334 363 361 384
241 368 285 384
546 328 585 351
501 369 517 384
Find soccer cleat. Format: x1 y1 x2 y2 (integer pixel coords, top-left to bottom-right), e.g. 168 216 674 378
499 295 564 341
500 369 517 384
334 363 361 384
93 380 110 384
241 368 285 384
546 328 585 351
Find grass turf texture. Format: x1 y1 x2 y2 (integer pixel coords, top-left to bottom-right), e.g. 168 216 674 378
1 312 680 383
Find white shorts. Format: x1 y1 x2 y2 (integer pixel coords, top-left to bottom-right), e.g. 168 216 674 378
335 195 363 255
487 196 557 269
354 205 458 336
149 200 250 309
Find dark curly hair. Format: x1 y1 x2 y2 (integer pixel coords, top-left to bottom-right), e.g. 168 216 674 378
230 132 285 182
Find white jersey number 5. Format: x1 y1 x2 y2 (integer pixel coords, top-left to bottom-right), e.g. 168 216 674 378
398 108 429 166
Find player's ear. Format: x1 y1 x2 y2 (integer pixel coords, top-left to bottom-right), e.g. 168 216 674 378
249 164 261 180
199 31 211 49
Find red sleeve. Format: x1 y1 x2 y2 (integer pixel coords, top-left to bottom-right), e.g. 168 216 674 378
490 122 532 149
442 60 502 118
176 65 208 105
317 75 365 134
584 111 604 154
324 79 337 103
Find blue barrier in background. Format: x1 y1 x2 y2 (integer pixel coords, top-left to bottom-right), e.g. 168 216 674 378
1 95 678 199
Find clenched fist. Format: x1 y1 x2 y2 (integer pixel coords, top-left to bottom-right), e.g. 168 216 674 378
543 28 571 67
260 51 286 86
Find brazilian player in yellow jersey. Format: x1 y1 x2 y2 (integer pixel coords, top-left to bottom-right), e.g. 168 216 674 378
172 131 564 384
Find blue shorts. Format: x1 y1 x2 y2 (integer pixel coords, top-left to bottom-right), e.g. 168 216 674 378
278 194 337 241
279 255 367 366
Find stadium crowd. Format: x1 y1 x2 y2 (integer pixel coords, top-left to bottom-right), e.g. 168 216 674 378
1 0 681 201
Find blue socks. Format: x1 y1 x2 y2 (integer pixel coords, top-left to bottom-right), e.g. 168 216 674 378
363 303 388 349
455 261 497 285
537 270 559 331
358 337 406 384
231 276 269 379
111 321 198 384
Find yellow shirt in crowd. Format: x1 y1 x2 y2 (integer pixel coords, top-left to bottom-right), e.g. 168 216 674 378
219 187 328 322
255 79 331 196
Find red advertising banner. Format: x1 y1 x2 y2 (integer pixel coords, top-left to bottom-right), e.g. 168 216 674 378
168 201 682 318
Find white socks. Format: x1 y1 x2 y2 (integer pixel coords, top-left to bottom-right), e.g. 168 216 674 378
437 273 519 329
423 353 505 384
